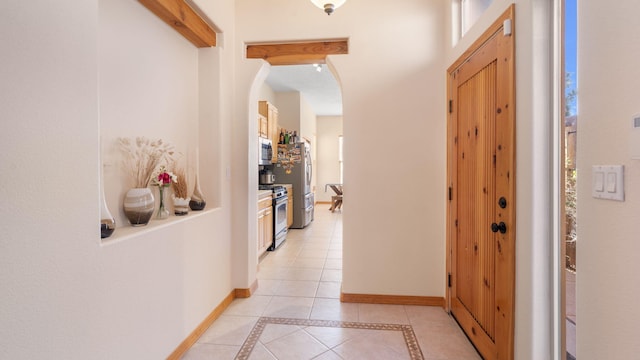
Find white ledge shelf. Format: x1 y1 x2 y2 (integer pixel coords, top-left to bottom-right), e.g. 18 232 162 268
100 207 219 247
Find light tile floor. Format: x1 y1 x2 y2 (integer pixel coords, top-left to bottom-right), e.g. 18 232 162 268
182 208 480 360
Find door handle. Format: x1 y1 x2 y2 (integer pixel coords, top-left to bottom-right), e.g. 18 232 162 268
491 222 507 234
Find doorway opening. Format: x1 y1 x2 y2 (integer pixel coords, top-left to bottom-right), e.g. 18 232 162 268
248 40 347 263
247 41 347 209
262 63 344 211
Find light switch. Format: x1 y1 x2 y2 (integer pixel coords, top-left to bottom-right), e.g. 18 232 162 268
631 114 640 159
592 165 624 201
594 172 604 192
606 172 617 193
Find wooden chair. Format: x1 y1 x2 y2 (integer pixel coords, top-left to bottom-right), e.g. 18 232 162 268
325 183 343 212
330 195 343 212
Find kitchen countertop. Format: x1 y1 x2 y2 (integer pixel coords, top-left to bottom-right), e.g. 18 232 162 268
258 190 272 199
259 185 292 200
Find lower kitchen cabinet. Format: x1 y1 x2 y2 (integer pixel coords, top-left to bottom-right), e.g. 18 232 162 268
258 195 273 257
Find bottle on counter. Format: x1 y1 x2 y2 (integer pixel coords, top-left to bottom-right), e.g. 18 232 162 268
284 131 290 144
292 131 298 143
279 129 285 144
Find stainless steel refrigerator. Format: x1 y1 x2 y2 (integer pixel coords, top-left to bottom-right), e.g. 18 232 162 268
272 140 314 228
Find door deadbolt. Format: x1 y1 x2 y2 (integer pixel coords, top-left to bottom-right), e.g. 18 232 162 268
491 222 507 234
498 197 507 209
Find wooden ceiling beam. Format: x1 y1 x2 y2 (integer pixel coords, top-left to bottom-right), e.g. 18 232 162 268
246 40 349 65
138 0 216 48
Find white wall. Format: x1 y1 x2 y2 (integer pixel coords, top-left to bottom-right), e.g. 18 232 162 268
577 1 640 358
235 0 447 300
0 0 236 358
300 93 317 146
274 91 301 133
258 82 276 105
317 116 344 203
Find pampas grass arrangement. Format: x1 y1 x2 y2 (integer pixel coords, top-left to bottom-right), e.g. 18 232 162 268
172 167 189 199
118 137 175 188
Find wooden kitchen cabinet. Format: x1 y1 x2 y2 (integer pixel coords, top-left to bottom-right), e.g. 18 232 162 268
263 206 273 254
284 184 293 228
259 100 279 163
258 114 268 138
258 210 265 253
258 194 273 257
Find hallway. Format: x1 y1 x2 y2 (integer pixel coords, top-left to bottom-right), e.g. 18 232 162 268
182 209 480 359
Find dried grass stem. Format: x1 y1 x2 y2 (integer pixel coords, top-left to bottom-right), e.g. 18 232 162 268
173 168 189 199
119 137 175 188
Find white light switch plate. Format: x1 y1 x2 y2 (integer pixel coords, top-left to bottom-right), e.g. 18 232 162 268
630 114 640 159
592 165 624 201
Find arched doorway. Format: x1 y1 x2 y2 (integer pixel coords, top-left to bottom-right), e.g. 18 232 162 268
245 39 348 289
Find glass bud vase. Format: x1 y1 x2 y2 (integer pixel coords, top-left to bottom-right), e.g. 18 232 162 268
156 186 170 219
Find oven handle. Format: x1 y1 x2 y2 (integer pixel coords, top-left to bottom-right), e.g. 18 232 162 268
274 196 288 206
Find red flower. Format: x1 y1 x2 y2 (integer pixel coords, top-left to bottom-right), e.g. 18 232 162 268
152 166 176 187
158 172 171 184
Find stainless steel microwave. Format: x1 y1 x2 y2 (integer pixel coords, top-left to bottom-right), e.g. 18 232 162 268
258 137 273 165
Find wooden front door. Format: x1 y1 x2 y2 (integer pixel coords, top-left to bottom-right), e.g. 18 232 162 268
447 6 515 360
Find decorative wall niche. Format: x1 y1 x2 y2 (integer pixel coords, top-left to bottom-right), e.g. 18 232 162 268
98 0 221 242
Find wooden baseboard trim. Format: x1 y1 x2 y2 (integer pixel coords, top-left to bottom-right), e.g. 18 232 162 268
167 282 258 359
340 292 445 307
167 281 258 360
167 290 236 360
235 279 259 298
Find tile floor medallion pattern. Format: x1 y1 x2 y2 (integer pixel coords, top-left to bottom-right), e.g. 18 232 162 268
235 317 424 360
182 207 481 360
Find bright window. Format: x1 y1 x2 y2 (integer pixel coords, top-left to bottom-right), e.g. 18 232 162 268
459 0 493 36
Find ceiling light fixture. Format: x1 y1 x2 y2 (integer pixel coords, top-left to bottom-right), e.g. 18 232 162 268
313 64 322 72
310 0 346 15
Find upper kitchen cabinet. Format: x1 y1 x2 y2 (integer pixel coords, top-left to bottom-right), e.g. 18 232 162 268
258 114 268 138
259 101 279 163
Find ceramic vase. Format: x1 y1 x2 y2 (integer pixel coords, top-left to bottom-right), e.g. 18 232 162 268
189 175 206 211
100 185 116 239
123 188 154 226
173 195 190 216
